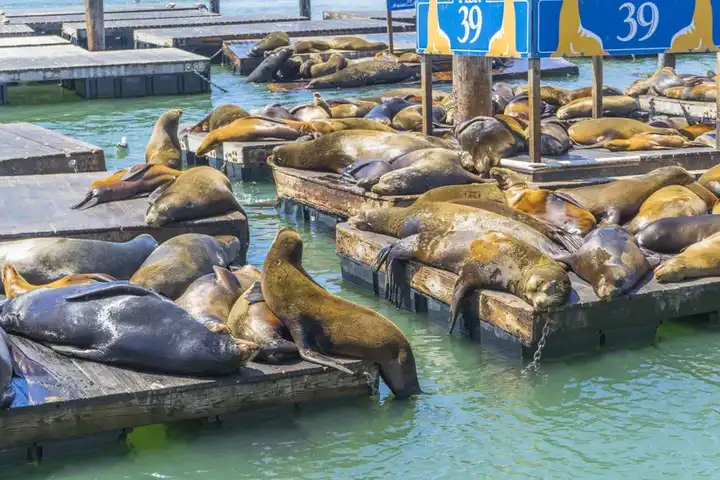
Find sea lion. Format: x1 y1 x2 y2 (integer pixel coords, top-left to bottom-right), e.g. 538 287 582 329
651 67 687 95
349 202 567 257
288 103 331 122
391 105 447 131
679 79 717 102
250 103 296 121
308 61 416 89
569 85 624 102
365 97 415 125
71 164 182 210
340 160 395 187
268 130 453 173
679 123 715 140
492 82 515 113
327 37 387 51
655 232 720 282
129 233 241 300
557 166 694 224
648 115 690 130
635 215 720 253
557 95 638 120
312 91 332 115
491 167 597 237
0 235 157 290
252 227 421 399
698 163 720 196
195 117 303 157
556 226 653 299
398 52 422 63
504 95 554 121
696 131 717 148
603 133 700 152
246 47 295 83
248 31 290 57
299 54 323 78
231 264 261 291
277 55 302 81
289 118 396 135
0 328 14 408
187 105 249 133
329 99 378 118
360 88 449 104
175 266 244 332
567 118 679 147
2 265 115 299
454 116 522 174
0 282 258 376
415 183 507 204
292 39 330 53
513 84 571 107
310 53 348 78
146 109 182 169
626 183 715 234
145 167 246 227
528 120 571 156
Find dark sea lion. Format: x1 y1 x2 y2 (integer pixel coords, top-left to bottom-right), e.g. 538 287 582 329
513 84 571 107
391 105 446 131
0 235 157 290
308 61 416 89
145 167 245 227
504 95 554 121
231 264 261 292
365 96 415 125
2 265 115 299
492 82 515 113
130 233 241 300
292 39 330 53
349 202 567 257
557 166 694 224
648 115 689 130
246 47 294 83
569 85 624 101
491 167 597 237
340 160 395 187
415 183 507 204
556 226 653 299
527 120 571 156
655 232 720 282
604 133 700 152
195 117 302 156
288 103 331 122
627 184 715 234
359 88 448 105
455 116 522 174
248 31 290 57
71 164 182 210
0 328 14 408
698 163 720 196
327 36 387 51
253 228 421 399
0 282 258 376
310 53 348 78
276 55 302 81
557 95 638 120
635 215 720 253
567 118 679 147
175 266 244 332
268 130 453 173
187 105 249 133
249 103 296 121
146 109 182 169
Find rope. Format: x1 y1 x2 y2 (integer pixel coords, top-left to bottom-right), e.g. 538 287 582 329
191 69 228 93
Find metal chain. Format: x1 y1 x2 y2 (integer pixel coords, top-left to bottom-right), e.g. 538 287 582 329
191 69 229 93
523 317 552 373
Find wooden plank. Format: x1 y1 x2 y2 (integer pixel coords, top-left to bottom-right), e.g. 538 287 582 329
0 25 33 38
0 35 70 48
528 57 542 163
638 95 716 121
1 4 206 18
323 10 417 24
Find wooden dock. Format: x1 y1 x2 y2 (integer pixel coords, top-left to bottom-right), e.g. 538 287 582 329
0 24 33 37
1 4 207 18
323 9 417 24
134 19 416 57
0 334 377 459
0 45 210 104
638 95 715 121
0 35 70 48
0 123 105 176
62 14 308 50
0 172 249 261
336 223 720 358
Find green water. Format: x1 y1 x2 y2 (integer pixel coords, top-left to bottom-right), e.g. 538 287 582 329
3 20 720 476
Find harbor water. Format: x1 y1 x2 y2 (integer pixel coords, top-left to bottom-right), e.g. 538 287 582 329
2 2 720 476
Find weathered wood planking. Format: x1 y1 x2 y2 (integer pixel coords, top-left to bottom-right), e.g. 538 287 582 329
638 95 716 121
0 123 105 175
0 335 378 452
62 15 307 50
0 24 33 38
0 172 249 260
0 35 70 48
337 223 720 358
1 4 206 19
323 9 417 24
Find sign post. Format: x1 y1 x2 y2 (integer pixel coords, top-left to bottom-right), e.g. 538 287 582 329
386 0 415 55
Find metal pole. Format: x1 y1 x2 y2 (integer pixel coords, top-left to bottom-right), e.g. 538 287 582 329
299 0 311 19
592 56 604 119
528 57 542 163
84 0 105 51
386 10 394 54
421 54 433 136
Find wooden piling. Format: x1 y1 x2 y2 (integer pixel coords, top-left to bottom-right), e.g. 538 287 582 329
84 0 105 51
421 54 433 136
209 0 221 14
592 56 603 119
299 0 311 19
451 56 492 124
658 53 676 69
527 57 542 163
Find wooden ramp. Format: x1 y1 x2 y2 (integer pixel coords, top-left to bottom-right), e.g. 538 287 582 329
336 223 720 358
638 95 716 121
0 35 70 48
134 19 416 57
323 9 417 24
0 335 377 456
0 123 105 175
0 24 33 37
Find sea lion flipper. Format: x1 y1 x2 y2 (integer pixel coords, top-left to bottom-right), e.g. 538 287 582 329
548 191 587 211
243 280 265 304
640 248 665 268
148 181 174 203
551 254 575 271
49 344 105 361
549 228 584 253
298 348 353 374
64 282 160 302
70 191 99 210
120 164 154 182
371 244 394 272
448 277 474 334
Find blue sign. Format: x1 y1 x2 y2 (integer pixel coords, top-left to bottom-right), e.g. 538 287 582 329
416 0 720 58
388 0 415 11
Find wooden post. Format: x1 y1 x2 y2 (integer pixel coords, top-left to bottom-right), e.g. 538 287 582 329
451 56 492 124
716 52 719 150
591 56 604 119
421 54 433 136
209 0 220 14
386 10 394 54
84 0 105 51
658 53 676 70
299 0 311 19
527 58 542 163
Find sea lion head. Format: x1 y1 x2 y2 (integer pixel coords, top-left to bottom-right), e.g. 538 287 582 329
520 264 571 311
158 109 183 132
347 207 396 235
268 142 301 167
231 337 260 364
269 227 304 265
654 258 686 283
653 165 694 186
595 265 635 299
489 167 526 190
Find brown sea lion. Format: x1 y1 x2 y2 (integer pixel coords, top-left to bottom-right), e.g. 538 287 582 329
310 53 348 78
268 130 454 173
491 167 597 237
655 232 720 282
288 103 331 122
414 183 507 204
308 61 416 89
231 264 261 291
327 36 387 51
71 164 183 210
292 39 330 53
146 109 182 169
398 52 422 63
312 91 332 116
391 105 446 131
145 167 246 228
248 31 290 57
329 99 378 118
557 166 694 224
287 118 396 135
513 84 571 107
251 227 422 399
568 118 679 147
679 123 715 140
635 215 720 253
627 183 715 234
130 233 241 300
195 117 303 157
557 95 638 120
698 163 720 196
299 54 323 78
187 105 249 133
624 77 655 97
679 79 717 102
361 88 449 104
604 133 700 152
455 116 523 174
569 85 624 101
504 95 554 122
2 265 115 299
175 266 244 332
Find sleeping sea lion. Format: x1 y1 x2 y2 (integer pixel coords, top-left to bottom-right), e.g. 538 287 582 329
129 233 241 300
679 79 717 102
292 39 330 53
246 47 295 83
557 95 638 120
604 133 700 152
679 123 715 140
365 97 415 125
175 266 244 332
0 282 258 376
651 68 687 94
340 160 395 187
71 164 182 210
696 131 717 148
250 103 296 121
635 215 720 254
698 163 720 196
288 103 331 122
527 120 571 156
187 105 249 133
504 95 554 121
454 117 523 174
513 84 571 107
2 265 115 299
0 328 14 408
557 166 694 224
569 85 624 101
655 232 720 282
248 31 290 57
330 99 378 118
252 227 422 399
567 118 679 147
308 61 416 89
327 37 387 51
310 53 348 78
288 118 395 135
195 117 303 157
391 105 447 131
146 109 182 169
414 183 507 204
492 82 515 114
361 88 449 104
626 183 715 234
491 167 597 237
145 167 246 228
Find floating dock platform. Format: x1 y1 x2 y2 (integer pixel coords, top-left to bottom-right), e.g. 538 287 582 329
336 223 720 358
62 14 307 50
0 334 377 462
134 19 416 57
0 123 105 176
323 9 417 24
1 3 207 18
0 171 249 261
0 45 210 104
0 35 70 48
0 24 33 37
638 95 716 121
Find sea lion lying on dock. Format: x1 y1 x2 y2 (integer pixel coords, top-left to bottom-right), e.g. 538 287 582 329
635 215 720 254
513 84 571 107
195 117 304 157
327 36 387 51
569 85 624 101
455 117 524 174
310 53 348 78
365 97 415 125
626 184 715 234
292 39 330 53
308 61 417 89
248 31 290 57
529 120 571 156
187 105 249 133
391 104 447 131
2 265 115 299
567 118 679 147
146 109 182 169
603 133 701 152
655 232 720 282
556 95 638 120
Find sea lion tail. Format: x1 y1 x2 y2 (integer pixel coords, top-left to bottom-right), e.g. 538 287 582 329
70 191 99 210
